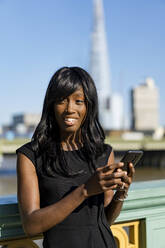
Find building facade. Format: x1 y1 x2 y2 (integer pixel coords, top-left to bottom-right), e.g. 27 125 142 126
131 78 159 131
2 113 41 138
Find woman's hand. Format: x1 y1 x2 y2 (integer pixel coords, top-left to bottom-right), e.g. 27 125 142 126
116 162 135 193
84 162 128 198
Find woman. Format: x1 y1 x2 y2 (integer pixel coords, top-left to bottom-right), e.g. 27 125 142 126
16 66 134 248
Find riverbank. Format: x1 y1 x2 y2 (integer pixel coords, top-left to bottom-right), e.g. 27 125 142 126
0 175 17 196
1 167 165 196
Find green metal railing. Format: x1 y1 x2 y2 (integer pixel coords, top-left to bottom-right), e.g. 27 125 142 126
0 180 165 248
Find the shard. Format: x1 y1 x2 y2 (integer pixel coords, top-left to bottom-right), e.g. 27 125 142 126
90 0 112 130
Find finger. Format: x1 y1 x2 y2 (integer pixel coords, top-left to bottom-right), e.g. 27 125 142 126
114 171 127 178
104 178 123 188
103 171 126 181
96 166 105 172
116 184 127 191
96 164 116 179
115 171 130 185
96 164 113 173
121 173 130 184
102 162 124 174
128 163 135 177
102 184 118 191
102 164 114 173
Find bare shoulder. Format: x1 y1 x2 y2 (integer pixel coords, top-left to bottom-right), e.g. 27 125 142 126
17 152 37 174
17 153 40 216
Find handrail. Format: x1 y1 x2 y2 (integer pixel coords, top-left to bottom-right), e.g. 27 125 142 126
0 179 165 248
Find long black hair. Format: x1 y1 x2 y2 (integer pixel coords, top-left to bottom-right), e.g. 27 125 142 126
32 66 105 176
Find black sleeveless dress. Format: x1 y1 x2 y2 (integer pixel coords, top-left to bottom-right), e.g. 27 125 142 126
16 142 117 248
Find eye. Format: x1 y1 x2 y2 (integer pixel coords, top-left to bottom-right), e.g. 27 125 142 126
55 98 67 104
76 99 85 104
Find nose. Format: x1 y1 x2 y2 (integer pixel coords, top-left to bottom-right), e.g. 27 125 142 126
65 100 75 113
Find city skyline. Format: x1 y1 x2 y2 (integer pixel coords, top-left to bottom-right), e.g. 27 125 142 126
0 0 165 127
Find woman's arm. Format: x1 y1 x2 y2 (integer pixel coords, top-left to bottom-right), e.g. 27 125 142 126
104 151 115 208
104 150 135 225
104 190 126 225
17 151 127 236
17 153 88 236
104 150 124 224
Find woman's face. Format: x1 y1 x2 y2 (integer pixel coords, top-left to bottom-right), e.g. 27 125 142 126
54 87 87 137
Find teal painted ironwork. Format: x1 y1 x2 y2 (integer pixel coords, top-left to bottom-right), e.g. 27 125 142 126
0 179 165 248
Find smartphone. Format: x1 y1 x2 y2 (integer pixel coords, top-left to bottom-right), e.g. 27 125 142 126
120 150 143 173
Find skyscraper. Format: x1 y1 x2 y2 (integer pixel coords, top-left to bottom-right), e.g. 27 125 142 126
90 0 123 130
131 78 159 131
90 0 112 130
90 0 111 94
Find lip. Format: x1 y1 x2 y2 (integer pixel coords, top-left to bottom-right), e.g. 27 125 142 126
63 117 78 126
64 116 78 119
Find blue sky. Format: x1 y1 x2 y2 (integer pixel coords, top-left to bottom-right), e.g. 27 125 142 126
0 0 165 127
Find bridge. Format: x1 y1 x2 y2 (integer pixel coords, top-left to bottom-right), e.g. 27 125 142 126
1 138 165 171
0 138 165 154
0 180 165 247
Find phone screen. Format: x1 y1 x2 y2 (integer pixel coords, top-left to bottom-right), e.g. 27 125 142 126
120 150 143 173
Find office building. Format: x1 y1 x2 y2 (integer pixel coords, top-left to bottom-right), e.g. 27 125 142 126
2 113 41 138
131 78 159 131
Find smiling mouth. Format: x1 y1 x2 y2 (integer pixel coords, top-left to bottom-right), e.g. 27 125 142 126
64 118 77 126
